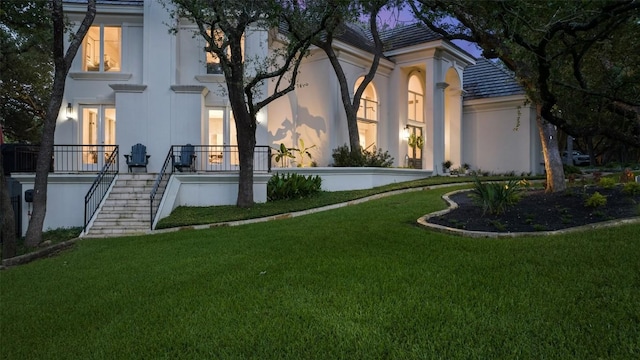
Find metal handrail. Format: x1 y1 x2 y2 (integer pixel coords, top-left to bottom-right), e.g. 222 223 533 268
148 145 272 230
149 147 174 229
84 146 119 232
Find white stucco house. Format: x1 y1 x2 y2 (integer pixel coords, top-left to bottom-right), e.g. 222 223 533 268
8 0 542 235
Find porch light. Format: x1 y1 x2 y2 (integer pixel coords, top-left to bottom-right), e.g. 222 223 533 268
402 126 410 140
66 103 73 117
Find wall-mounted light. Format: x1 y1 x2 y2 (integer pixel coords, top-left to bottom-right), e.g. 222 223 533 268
402 125 410 140
66 103 73 118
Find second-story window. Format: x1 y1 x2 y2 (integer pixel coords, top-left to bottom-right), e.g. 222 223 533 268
83 25 121 72
205 29 244 74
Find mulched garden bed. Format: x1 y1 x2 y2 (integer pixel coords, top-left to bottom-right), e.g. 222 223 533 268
427 185 640 233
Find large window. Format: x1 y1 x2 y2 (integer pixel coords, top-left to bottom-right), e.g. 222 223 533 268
83 26 121 72
205 29 244 74
408 74 424 122
407 74 425 168
207 108 238 167
355 77 378 150
81 106 116 166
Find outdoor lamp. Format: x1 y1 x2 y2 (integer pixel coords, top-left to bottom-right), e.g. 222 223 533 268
402 125 410 140
66 103 73 117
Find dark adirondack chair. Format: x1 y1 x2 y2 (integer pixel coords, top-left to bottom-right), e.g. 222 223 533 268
124 143 150 172
173 144 196 172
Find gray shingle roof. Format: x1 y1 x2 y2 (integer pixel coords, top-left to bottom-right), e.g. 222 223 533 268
332 22 447 55
379 23 443 51
463 58 524 100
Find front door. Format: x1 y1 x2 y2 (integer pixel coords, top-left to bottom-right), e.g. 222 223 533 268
407 125 423 169
81 106 116 168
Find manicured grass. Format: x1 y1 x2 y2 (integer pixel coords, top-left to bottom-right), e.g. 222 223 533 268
1 187 638 359
156 175 533 228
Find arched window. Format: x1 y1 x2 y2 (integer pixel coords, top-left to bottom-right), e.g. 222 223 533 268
355 77 378 149
408 74 424 122
407 73 425 168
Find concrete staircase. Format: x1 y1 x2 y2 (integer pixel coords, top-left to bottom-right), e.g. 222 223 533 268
84 173 160 237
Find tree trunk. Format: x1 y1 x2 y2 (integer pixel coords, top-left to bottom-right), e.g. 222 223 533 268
24 54 67 248
226 64 256 208
1 150 17 259
235 107 256 208
536 104 566 193
24 0 95 247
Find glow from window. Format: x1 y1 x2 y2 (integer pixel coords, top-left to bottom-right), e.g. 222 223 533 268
83 26 121 72
408 75 424 122
206 29 244 74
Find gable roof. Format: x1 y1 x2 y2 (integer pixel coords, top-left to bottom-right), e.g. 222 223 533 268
463 58 524 100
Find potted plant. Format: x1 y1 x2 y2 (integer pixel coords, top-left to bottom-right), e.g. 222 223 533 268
442 160 453 173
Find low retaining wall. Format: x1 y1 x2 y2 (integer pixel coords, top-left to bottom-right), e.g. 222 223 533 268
272 167 432 191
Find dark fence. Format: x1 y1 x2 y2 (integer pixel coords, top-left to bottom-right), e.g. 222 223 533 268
84 148 119 232
170 145 272 173
2 144 118 174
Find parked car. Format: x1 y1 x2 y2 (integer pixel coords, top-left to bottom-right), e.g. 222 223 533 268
561 150 590 166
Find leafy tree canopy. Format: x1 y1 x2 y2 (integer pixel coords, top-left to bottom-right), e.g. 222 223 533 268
0 0 53 143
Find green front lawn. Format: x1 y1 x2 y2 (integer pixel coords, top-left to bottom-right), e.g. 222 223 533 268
156 175 524 228
1 186 639 359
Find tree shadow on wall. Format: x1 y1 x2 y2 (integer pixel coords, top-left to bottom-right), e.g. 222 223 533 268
270 106 327 144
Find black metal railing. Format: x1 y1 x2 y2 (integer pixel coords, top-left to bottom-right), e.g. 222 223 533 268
170 145 272 173
3 144 119 173
148 145 272 230
84 147 119 232
149 148 174 229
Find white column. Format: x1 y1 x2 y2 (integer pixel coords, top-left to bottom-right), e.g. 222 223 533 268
432 81 448 174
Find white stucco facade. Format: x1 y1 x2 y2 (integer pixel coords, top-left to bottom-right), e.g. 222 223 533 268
8 1 545 235
56 0 541 176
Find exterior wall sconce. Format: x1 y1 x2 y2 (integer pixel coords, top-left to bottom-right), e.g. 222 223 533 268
66 103 73 118
402 125 410 140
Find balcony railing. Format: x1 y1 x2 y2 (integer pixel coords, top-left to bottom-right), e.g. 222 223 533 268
3 144 119 173
170 145 272 173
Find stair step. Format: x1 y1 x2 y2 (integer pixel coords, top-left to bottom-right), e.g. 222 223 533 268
86 172 169 236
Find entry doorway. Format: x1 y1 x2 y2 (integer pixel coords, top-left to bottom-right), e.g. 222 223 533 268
80 106 116 168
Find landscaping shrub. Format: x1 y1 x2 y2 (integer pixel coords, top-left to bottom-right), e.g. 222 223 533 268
469 176 524 215
598 177 617 188
267 173 322 201
622 182 640 196
331 144 394 167
584 191 607 208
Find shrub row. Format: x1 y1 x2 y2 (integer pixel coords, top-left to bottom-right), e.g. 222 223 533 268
267 173 322 201
331 144 394 167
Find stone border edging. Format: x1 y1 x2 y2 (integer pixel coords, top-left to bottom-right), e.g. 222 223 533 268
1 238 79 269
417 189 640 238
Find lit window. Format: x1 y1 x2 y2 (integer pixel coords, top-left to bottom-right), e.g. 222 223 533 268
408 75 424 122
205 29 244 74
83 26 121 72
355 77 378 149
